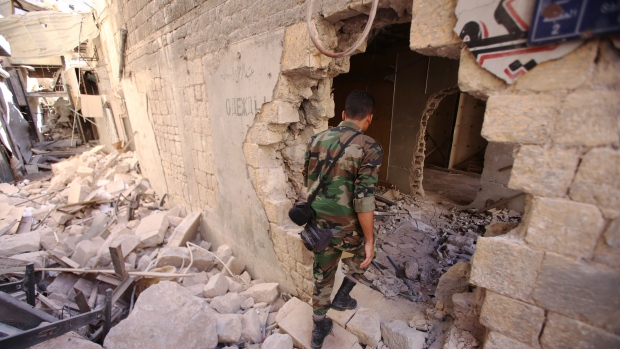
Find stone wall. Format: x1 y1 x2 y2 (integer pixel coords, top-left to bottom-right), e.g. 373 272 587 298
94 0 412 298
411 1 620 348
95 0 620 346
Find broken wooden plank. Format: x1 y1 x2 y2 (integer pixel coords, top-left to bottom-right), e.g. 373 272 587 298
73 290 91 313
16 216 33 234
109 242 128 280
37 267 192 278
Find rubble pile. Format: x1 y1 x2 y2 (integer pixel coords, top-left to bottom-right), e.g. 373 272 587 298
368 188 521 301
0 146 293 349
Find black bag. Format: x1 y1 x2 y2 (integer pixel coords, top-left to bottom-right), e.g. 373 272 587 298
300 225 340 253
289 131 360 252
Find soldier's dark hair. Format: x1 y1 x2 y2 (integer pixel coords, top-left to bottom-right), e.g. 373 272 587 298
345 90 374 120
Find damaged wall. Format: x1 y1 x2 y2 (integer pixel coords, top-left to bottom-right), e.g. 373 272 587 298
411 1 620 348
95 0 620 347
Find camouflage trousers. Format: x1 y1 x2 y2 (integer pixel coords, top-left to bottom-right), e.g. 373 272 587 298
313 230 367 315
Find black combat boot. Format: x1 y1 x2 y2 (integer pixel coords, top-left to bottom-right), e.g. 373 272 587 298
331 277 357 311
311 317 333 349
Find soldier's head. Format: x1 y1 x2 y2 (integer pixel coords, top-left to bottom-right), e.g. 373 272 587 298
343 90 374 131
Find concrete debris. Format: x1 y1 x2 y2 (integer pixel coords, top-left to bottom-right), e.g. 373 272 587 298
210 292 242 314
262 333 294 349
104 282 218 349
0 148 287 349
346 307 382 348
380 320 427 349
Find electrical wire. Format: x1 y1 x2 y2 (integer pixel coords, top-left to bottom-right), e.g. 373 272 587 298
306 0 379 58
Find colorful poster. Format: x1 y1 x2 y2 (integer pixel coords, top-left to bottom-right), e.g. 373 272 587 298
454 0 581 83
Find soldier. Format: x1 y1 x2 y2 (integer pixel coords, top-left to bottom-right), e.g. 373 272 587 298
303 90 383 349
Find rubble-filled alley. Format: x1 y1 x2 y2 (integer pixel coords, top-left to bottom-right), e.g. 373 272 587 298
1 0 619 348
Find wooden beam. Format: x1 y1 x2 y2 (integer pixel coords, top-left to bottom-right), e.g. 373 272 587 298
26 91 68 98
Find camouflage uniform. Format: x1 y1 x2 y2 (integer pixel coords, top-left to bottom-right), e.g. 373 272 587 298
303 120 383 315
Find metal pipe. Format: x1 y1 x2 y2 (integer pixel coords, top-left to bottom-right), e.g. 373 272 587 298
306 0 379 58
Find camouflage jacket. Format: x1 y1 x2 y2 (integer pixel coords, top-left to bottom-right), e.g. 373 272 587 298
303 121 383 233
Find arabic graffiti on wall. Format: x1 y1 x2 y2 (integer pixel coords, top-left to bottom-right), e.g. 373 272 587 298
454 0 581 84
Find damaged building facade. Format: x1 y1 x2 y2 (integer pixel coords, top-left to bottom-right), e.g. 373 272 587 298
68 0 620 347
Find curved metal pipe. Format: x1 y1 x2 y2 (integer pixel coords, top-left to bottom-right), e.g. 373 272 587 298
306 0 379 58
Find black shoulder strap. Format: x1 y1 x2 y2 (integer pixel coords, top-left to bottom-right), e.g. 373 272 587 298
308 130 360 204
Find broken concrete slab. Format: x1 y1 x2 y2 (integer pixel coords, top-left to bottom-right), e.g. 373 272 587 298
210 292 242 314
346 307 381 348
204 273 229 298
10 251 48 268
67 185 90 204
155 246 190 268
104 281 217 349
224 256 246 276
214 313 242 343
135 211 169 248
241 282 279 304
216 244 233 263
167 212 201 247
0 231 41 257
380 320 426 349
0 183 19 195
241 308 263 343
72 237 105 266
262 333 294 349
277 297 360 349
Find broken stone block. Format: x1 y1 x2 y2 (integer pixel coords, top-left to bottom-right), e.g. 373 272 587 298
11 251 48 268
277 297 359 349
404 261 419 280
136 255 151 271
442 327 479 349
66 225 86 236
227 278 245 293
0 231 41 257
241 283 279 304
435 262 470 310
155 246 190 268
240 271 252 284
262 333 294 349
190 247 216 272
327 307 356 328
216 244 233 263
104 281 217 349
224 256 246 276
167 212 201 247
480 291 545 347
76 166 94 178
241 309 263 343
114 163 130 174
346 308 381 348
210 292 242 314
484 331 535 349
73 278 96 297
72 237 105 266
105 180 126 195
241 297 255 310
135 212 169 248
380 320 426 349
67 185 90 205
46 272 80 296
183 272 209 287
0 183 19 195
540 312 620 349
470 236 544 302
167 216 183 227
50 211 73 225
214 313 242 343
203 273 229 298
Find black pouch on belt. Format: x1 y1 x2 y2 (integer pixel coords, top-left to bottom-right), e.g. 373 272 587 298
288 202 315 226
300 224 338 253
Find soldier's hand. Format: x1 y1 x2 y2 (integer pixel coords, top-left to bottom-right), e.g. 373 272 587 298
360 241 375 268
